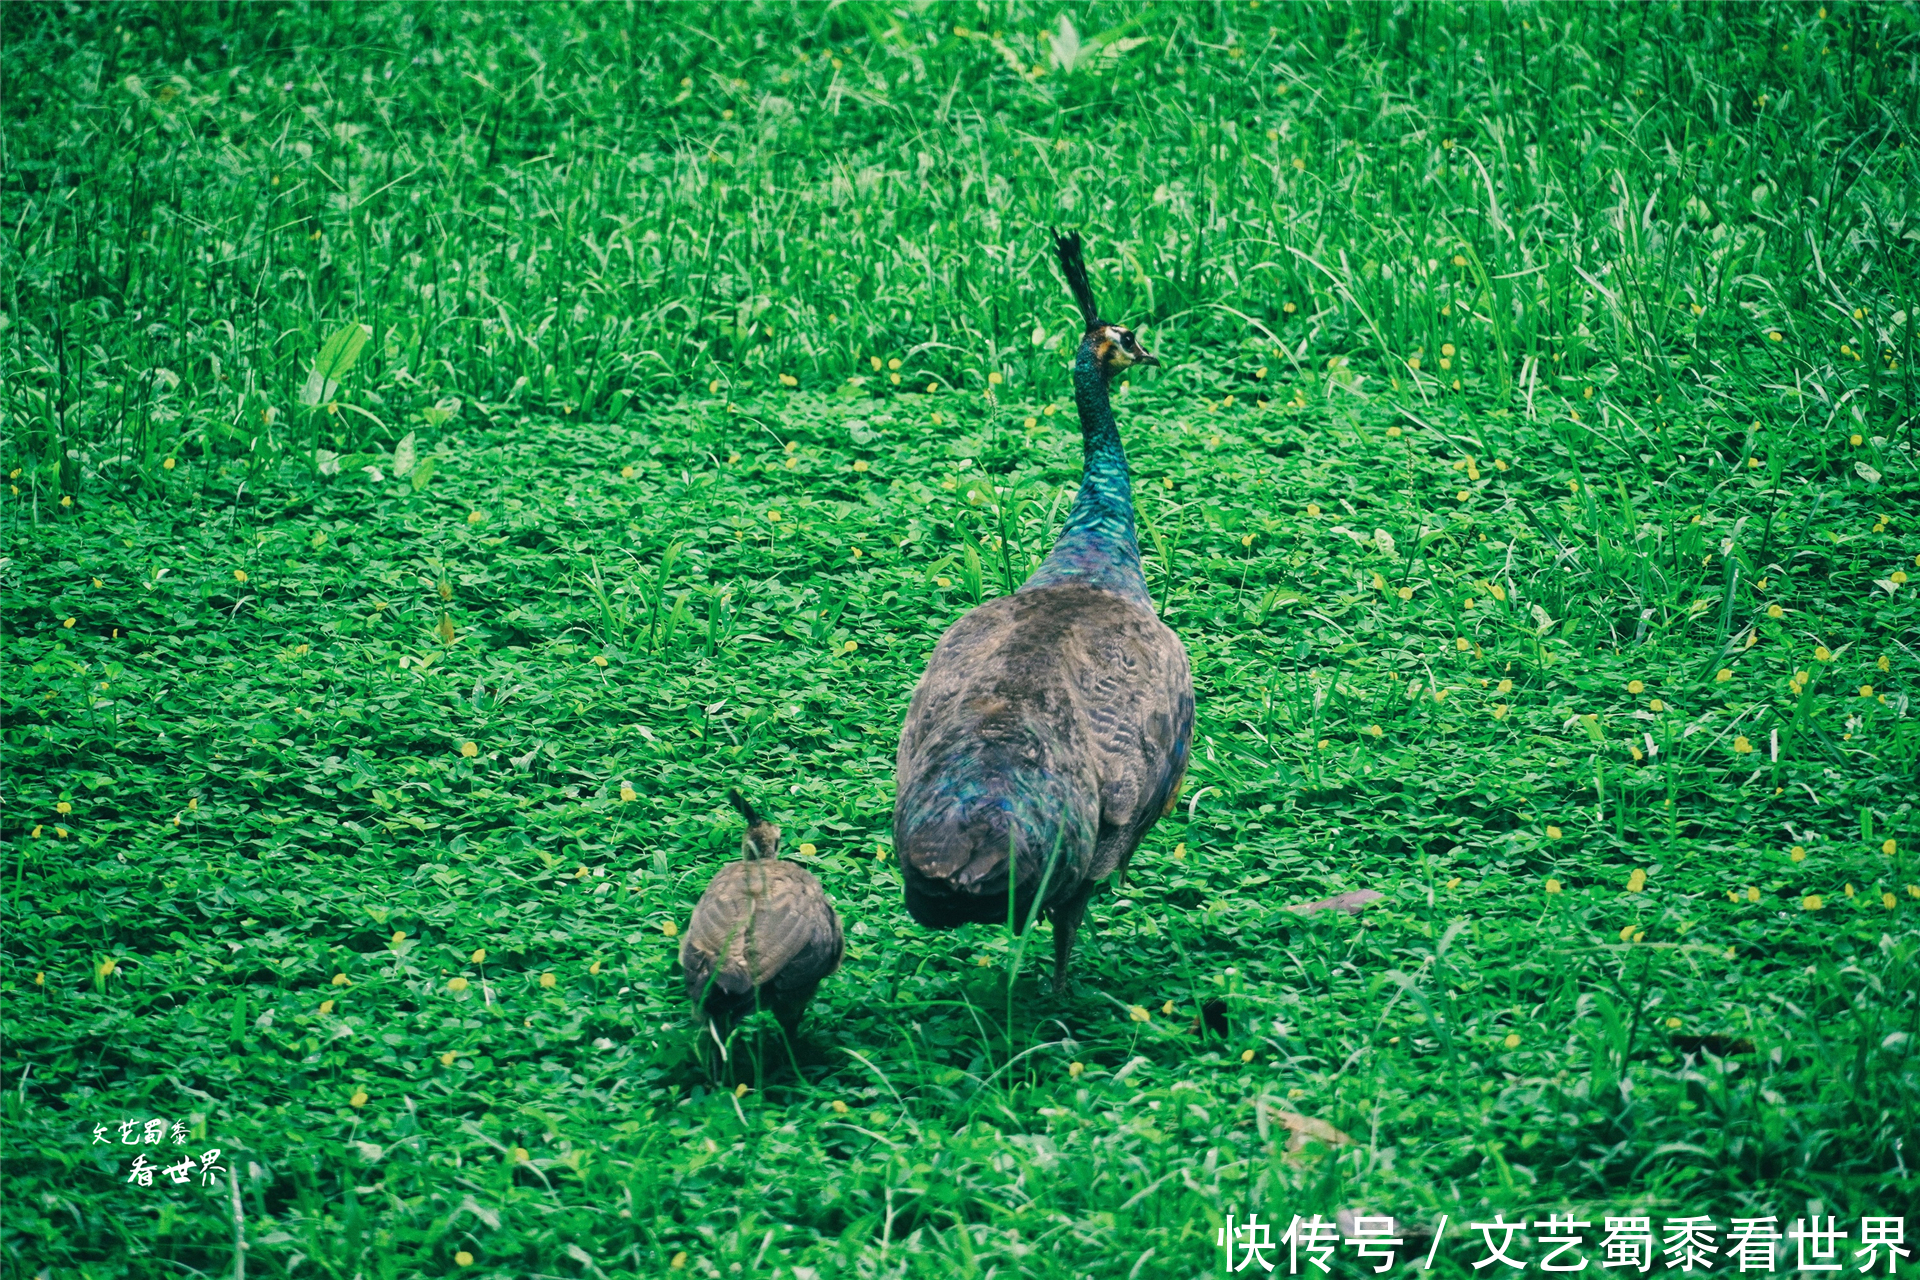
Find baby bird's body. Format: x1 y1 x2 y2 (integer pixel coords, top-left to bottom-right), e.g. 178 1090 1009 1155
679 792 843 1038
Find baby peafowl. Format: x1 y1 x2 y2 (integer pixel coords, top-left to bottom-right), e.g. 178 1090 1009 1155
680 790 844 1043
893 231 1194 992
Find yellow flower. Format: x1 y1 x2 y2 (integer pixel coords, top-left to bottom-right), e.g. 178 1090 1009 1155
1451 254 1466 267
662 920 678 937
1240 1049 1255 1062
163 457 176 470
350 1090 368 1108
512 1147 531 1164
1445 877 1461 890
778 373 797 387
987 371 1003 385
319 999 335 1015
853 459 870 472
1627 869 1646 892
60 495 72 507
1068 1062 1085 1078
63 617 76 629
1884 893 1898 909
459 742 478 758
1546 878 1562 894
1746 885 1761 902
1895 572 1910 585
621 465 635 478
1456 637 1471 651
233 569 248 583
1305 503 1321 516
1128 1005 1151 1022
1491 704 1508 720
887 358 902 371
589 960 602 975
1494 678 1512 695
1456 489 1470 502
1396 587 1413 601
935 577 951 588
33 972 44 986
1440 343 1457 358
1845 883 1857 898
1366 724 1383 738
1790 846 1807 862
1627 680 1644 694
390 931 406 947
1883 839 1897 857
671 1254 689 1271
55 801 72 815
1732 736 1753 754
1161 1000 1176 1015
440 1050 457 1066
467 511 485 525
1802 895 1823 911
456 1251 474 1267
1371 572 1387 591
1546 826 1563 840
1649 698 1665 712
1024 416 1037 429
1814 646 1832 662
91 577 102 588
540 972 556 989
841 639 858 655
1618 924 1636 942
1768 330 1783 342
1860 685 1874 698
1241 533 1254 547
448 977 469 992
331 972 350 987
1716 669 1733 682
1849 433 1863 446
1767 604 1784 619
1502 1033 1520 1049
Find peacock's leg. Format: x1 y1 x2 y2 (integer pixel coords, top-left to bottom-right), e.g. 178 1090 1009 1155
1048 882 1099 993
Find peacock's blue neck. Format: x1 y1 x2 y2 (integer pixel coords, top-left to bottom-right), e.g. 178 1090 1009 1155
1020 340 1151 608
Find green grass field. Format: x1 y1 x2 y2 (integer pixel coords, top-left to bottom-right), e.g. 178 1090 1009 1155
5 2 1919 1276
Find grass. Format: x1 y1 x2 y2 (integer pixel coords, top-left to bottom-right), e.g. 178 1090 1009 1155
4 2 1918 1276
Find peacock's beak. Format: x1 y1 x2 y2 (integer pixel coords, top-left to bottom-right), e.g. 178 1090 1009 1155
1134 347 1160 367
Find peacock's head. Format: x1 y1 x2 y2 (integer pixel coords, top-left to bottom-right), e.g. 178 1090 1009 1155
728 788 781 860
1087 324 1158 375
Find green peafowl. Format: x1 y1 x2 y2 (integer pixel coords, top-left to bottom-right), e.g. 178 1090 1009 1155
893 230 1193 992
680 790 844 1046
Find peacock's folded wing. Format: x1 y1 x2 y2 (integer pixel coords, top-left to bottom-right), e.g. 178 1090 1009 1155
683 862 837 999
1062 595 1193 875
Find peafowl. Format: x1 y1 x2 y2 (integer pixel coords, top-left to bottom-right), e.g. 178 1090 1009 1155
680 790 844 1043
893 230 1193 992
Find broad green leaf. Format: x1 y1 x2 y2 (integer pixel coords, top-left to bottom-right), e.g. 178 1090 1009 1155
409 456 435 492
391 431 418 478
299 323 371 407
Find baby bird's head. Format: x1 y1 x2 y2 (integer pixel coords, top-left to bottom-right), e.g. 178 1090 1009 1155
727 788 781 860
